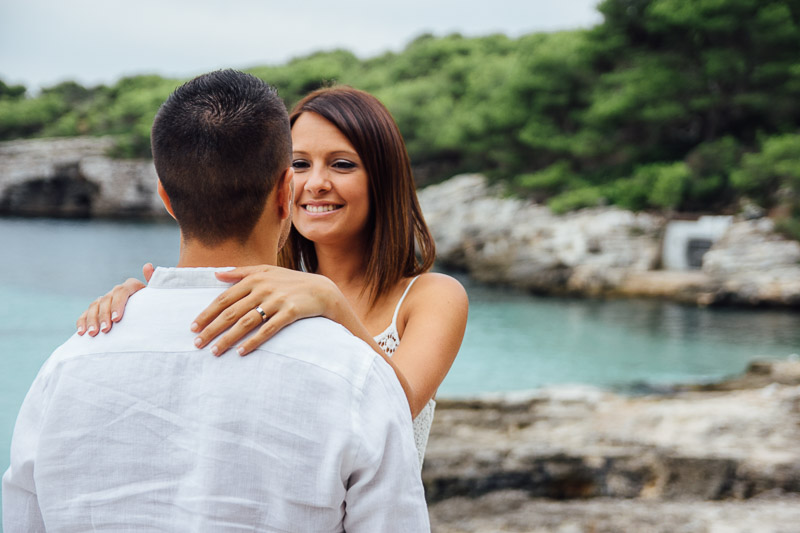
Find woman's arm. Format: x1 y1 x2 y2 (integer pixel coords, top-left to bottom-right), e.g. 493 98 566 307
383 273 469 417
192 267 468 418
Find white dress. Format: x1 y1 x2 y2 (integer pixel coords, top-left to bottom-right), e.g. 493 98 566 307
373 276 435 469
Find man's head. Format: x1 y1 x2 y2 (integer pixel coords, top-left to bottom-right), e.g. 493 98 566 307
151 70 292 246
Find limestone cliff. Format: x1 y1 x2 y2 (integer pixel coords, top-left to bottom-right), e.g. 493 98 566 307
419 174 800 307
0 137 164 218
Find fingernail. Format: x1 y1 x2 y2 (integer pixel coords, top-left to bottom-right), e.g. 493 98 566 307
87 326 96 333
77 326 84 334
111 312 119 321
211 345 219 356
100 322 108 331
237 346 245 356
194 337 202 348
190 322 199 332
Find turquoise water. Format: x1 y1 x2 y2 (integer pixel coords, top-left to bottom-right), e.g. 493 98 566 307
2 218 799 508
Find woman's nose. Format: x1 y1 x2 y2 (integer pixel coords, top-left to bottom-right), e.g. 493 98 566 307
304 167 331 195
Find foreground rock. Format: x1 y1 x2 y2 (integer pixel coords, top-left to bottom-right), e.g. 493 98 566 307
429 491 800 533
0 137 163 218
419 174 800 307
424 359 800 532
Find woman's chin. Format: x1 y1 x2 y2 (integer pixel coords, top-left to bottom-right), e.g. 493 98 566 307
294 223 337 244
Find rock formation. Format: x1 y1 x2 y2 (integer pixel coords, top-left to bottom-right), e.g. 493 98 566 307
0 137 163 218
419 174 800 307
425 359 800 532
419 174 664 295
703 219 800 307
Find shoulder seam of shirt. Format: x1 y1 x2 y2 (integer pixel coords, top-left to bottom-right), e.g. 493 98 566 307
50 345 378 391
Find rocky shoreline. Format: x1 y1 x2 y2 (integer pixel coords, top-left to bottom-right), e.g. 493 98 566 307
424 359 800 532
0 137 161 218
2 137 799 308
419 174 800 308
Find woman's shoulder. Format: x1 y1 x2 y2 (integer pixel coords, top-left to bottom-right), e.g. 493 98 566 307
411 272 467 294
395 271 468 342
403 272 469 314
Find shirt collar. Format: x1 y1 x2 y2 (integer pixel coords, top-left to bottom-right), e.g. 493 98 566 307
148 267 236 289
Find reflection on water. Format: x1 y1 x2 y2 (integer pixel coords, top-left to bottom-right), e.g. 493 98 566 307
1 218 799 480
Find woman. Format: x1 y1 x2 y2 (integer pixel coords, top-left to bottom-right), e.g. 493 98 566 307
77 86 469 466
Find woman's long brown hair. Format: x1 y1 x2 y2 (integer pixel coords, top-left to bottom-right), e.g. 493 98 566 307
279 86 435 305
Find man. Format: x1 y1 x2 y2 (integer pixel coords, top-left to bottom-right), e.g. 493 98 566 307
2 70 429 532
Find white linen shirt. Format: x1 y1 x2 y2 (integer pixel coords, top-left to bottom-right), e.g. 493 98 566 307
2 267 429 533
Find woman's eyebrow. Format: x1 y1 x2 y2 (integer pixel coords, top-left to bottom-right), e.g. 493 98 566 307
292 149 360 158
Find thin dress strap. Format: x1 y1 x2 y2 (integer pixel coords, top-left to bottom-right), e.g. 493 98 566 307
390 276 420 330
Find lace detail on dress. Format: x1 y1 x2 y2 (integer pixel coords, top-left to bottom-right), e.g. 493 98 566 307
372 276 434 469
375 325 400 355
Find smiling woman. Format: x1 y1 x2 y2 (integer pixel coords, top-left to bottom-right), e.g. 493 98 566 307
282 87 435 302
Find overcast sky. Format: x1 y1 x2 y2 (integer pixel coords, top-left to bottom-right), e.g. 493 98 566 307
0 0 602 90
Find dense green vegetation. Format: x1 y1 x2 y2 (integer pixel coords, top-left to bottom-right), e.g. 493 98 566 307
2 0 799 236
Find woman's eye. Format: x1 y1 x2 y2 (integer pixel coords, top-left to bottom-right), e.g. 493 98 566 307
332 160 356 170
292 159 310 170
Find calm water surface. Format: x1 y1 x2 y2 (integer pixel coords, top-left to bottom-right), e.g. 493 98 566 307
2 218 799 496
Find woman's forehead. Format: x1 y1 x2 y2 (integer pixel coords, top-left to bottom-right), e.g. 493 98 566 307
291 112 357 154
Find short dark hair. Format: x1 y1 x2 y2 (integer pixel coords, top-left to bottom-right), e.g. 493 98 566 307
151 69 291 245
279 86 435 304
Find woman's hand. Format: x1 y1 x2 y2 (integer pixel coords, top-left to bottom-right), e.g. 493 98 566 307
192 265 339 356
76 263 154 336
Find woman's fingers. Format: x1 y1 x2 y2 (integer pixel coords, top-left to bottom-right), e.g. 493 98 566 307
76 277 148 337
236 311 294 356
109 279 146 324
143 263 155 282
193 295 261 350
194 267 325 357
76 309 89 335
83 299 101 337
206 304 274 356
191 283 254 333
96 293 113 333
214 265 271 284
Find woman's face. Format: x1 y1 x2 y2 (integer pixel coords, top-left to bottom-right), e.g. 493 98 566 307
291 112 371 247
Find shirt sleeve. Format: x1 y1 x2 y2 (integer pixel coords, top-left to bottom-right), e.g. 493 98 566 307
2 361 51 533
342 357 430 533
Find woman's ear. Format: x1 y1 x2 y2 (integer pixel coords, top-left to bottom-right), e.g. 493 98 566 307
156 180 176 220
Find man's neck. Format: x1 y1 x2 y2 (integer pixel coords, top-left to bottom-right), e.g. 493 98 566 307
176 235 277 268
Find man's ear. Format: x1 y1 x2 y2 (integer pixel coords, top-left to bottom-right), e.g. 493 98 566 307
156 180 176 220
276 167 295 221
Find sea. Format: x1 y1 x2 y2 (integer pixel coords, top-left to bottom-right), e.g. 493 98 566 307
2 217 799 504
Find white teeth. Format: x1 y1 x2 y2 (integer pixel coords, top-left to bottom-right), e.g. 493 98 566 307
305 204 341 214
